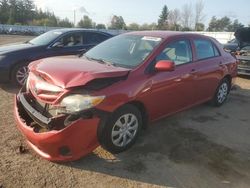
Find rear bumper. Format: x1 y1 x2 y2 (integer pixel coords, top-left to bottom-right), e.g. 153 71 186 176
14 95 100 162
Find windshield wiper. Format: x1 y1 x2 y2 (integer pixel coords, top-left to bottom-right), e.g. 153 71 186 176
96 58 116 66
84 55 116 66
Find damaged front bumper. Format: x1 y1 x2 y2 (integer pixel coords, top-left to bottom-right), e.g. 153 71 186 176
14 93 104 162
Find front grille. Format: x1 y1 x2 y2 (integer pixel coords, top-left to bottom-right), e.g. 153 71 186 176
26 93 52 117
26 92 62 118
18 93 67 132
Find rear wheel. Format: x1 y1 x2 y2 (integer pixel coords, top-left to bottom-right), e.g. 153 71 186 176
212 78 230 106
11 63 29 86
98 104 142 154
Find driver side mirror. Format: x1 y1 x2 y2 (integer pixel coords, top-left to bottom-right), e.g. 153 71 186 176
155 60 175 72
51 41 64 48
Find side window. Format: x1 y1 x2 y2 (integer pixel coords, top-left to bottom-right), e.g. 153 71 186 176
194 39 218 60
156 40 192 66
85 33 109 44
57 33 83 47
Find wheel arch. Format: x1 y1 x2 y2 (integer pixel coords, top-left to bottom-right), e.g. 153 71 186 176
126 100 149 129
223 74 232 90
9 59 31 80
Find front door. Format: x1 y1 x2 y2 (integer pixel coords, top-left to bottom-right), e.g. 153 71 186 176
145 39 197 120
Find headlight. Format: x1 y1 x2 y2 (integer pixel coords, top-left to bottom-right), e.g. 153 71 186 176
59 94 105 114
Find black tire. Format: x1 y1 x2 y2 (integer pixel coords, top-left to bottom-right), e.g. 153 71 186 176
11 62 29 86
97 104 142 154
211 78 230 107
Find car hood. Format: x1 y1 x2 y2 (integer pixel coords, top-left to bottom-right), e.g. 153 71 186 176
29 56 130 89
0 42 36 54
223 43 237 48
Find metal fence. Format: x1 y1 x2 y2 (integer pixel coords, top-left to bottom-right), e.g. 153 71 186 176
0 24 234 44
0 24 125 36
192 32 234 44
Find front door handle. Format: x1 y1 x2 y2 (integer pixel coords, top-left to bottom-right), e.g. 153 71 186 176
189 69 198 79
174 78 182 82
190 69 196 74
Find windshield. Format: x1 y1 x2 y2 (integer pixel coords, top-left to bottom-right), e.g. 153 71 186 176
29 30 63 46
84 34 162 68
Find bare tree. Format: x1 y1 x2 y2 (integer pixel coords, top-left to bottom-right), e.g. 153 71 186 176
181 3 193 30
195 0 205 30
169 8 181 30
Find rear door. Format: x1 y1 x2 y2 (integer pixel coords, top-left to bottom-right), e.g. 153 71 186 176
190 37 224 103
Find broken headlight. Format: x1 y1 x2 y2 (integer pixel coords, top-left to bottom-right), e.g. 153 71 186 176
59 94 105 114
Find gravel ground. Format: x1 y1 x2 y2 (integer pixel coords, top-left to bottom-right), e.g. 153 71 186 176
0 35 33 46
0 35 250 188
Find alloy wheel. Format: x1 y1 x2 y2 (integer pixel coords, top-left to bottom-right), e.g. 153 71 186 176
111 113 139 147
217 82 228 104
16 66 29 85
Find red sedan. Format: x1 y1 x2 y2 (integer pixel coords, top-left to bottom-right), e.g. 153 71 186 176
14 31 237 161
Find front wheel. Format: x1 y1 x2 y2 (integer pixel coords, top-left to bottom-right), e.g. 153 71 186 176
212 78 230 106
11 63 29 86
98 104 142 154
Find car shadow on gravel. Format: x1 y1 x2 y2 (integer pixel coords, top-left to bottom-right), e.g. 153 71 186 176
0 84 20 94
238 75 250 79
64 110 250 187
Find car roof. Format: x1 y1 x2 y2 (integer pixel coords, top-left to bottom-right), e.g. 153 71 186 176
125 30 210 40
50 28 113 36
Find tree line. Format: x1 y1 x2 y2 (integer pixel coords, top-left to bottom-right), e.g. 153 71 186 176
0 0 73 27
0 0 247 31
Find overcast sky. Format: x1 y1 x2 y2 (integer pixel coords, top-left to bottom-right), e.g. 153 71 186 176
34 0 250 26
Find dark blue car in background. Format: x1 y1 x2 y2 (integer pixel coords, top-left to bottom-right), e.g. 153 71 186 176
0 28 113 85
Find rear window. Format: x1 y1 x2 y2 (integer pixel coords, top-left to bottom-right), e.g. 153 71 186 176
194 39 219 60
85 33 109 44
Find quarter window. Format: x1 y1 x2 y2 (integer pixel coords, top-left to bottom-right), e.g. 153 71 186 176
156 40 192 65
194 39 219 60
213 45 220 56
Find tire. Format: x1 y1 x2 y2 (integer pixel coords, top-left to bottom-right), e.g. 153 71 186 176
211 78 230 107
98 104 142 154
11 62 29 86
